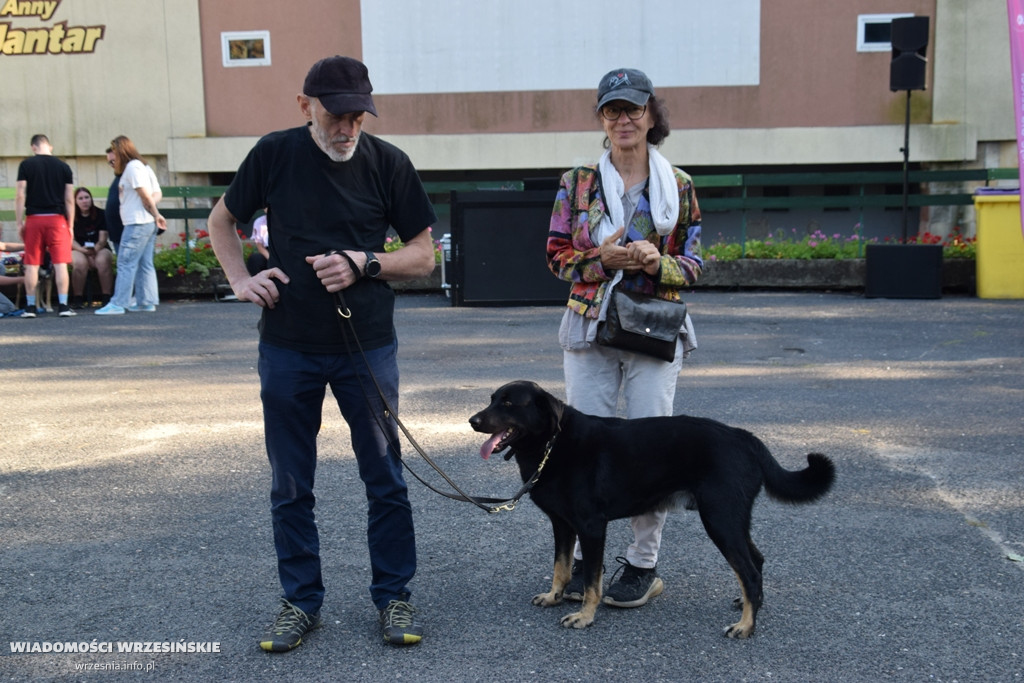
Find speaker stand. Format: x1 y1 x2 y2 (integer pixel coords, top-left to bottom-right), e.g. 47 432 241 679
900 88 911 243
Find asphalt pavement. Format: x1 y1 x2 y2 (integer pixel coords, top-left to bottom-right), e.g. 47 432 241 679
1 289 1023 682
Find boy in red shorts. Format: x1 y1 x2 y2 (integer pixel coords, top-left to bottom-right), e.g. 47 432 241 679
15 134 76 318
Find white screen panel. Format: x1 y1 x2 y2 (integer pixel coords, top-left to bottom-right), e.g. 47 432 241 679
361 0 760 94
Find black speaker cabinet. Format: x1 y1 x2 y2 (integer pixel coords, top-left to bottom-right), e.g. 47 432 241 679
864 244 943 299
890 16 929 91
449 190 569 306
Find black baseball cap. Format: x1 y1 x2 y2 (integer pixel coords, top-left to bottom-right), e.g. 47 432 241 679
596 68 654 109
303 56 378 117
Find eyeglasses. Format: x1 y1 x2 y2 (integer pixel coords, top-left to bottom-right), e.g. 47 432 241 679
600 104 646 121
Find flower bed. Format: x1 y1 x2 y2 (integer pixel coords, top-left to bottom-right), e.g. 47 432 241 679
153 229 249 278
704 227 975 263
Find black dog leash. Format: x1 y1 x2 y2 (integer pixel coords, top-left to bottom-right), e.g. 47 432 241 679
330 273 550 513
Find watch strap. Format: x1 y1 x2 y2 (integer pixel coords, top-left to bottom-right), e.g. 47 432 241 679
363 250 380 278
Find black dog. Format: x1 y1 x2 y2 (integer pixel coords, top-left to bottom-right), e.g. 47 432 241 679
469 380 835 637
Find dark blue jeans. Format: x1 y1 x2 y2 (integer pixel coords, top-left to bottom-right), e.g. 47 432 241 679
258 340 416 614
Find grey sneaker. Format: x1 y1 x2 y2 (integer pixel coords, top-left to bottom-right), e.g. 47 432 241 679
602 557 664 608
259 599 321 652
379 597 422 645
563 561 584 602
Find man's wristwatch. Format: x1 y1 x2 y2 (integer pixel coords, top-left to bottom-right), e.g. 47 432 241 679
363 251 381 278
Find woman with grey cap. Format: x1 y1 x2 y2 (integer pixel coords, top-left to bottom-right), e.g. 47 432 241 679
546 68 704 609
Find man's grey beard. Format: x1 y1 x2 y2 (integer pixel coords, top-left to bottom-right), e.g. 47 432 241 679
310 118 359 162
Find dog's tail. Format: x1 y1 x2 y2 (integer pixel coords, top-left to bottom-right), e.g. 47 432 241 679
761 450 835 504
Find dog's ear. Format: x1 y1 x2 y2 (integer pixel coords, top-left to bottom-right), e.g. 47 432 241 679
544 390 565 434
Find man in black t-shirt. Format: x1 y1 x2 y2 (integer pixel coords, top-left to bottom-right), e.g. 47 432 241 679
209 56 437 652
15 134 76 317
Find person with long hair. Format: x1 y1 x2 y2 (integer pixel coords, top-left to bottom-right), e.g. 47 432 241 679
95 135 166 315
546 68 704 609
70 187 113 307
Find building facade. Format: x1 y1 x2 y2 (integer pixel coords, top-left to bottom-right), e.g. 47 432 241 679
0 0 1016 241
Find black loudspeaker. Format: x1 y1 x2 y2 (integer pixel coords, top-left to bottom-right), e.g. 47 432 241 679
890 16 929 91
864 244 943 299
449 190 569 306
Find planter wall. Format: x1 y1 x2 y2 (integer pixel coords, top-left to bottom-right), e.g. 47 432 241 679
392 270 444 292
698 259 864 290
157 267 445 297
155 261 975 297
158 269 228 296
694 258 975 293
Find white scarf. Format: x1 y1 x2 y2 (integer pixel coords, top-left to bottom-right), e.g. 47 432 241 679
595 144 680 247
593 144 683 321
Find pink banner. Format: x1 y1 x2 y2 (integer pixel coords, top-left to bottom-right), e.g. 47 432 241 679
1008 0 1024 235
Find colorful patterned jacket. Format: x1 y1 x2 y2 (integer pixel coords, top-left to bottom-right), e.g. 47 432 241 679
546 164 703 318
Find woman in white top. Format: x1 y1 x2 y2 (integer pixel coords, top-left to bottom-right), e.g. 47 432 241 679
96 135 166 315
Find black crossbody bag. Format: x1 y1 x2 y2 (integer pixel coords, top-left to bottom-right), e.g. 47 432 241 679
596 289 686 362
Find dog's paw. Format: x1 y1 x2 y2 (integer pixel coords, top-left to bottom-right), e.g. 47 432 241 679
559 611 594 629
531 592 562 607
723 622 754 639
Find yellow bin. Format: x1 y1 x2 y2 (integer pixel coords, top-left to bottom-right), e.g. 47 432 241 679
973 194 1024 299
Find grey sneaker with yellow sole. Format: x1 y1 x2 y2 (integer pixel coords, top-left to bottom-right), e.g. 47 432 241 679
379 597 423 645
259 599 321 652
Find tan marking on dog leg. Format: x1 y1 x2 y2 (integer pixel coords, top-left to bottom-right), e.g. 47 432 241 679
551 554 572 596
532 555 572 607
724 571 756 639
559 575 601 629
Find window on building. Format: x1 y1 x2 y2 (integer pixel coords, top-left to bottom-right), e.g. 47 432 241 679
824 184 853 212
762 185 790 213
857 13 913 53
884 183 907 212
221 31 271 67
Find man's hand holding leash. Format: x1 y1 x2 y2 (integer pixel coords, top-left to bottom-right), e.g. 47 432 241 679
307 250 365 292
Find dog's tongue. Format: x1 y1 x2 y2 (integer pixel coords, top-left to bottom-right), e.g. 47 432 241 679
480 432 503 460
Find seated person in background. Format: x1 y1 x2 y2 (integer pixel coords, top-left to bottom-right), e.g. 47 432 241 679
3 242 54 311
70 187 113 308
245 213 269 276
0 241 26 314
1 240 26 266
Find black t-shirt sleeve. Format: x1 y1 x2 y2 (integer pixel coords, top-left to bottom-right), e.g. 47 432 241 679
223 142 268 226
385 149 438 242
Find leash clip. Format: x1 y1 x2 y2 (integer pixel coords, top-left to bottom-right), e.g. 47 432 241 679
326 250 354 319
335 298 352 319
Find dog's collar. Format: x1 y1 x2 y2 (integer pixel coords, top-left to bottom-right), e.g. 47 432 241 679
493 428 559 512
505 419 560 462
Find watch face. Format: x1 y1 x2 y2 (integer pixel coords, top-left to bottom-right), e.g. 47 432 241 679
365 253 381 277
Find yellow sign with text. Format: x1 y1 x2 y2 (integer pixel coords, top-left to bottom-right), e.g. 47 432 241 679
0 0 105 55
